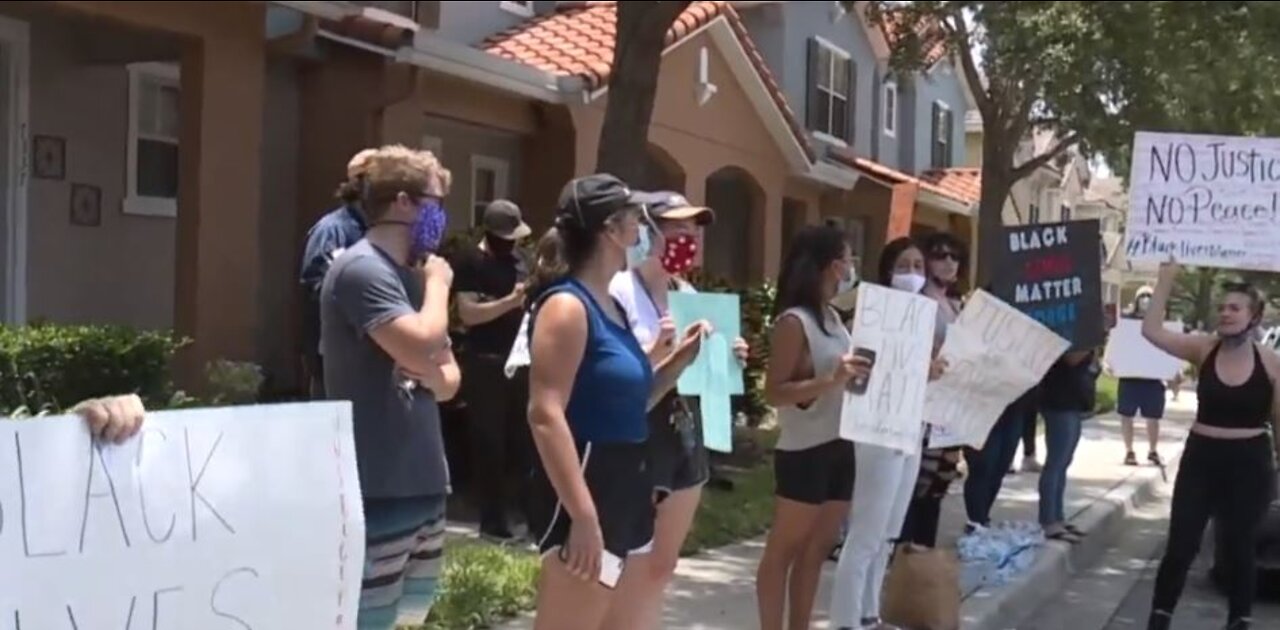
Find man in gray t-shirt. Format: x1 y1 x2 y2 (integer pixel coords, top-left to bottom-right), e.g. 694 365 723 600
318 145 459 629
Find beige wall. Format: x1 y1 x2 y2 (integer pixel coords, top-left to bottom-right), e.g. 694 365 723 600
568 27 793 282
25 19 176 329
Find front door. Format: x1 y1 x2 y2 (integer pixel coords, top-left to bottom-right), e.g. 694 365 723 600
0 15 28 325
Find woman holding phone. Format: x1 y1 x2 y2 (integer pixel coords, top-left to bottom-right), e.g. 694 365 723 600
525 174 708 630
1141 261 1279 630
756 224 868 630
830 236 947 630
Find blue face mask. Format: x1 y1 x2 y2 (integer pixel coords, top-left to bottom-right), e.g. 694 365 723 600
410 199 447 262
626 224 653 270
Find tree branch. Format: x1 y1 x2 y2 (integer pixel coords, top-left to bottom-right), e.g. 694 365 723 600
1011 131 1080 180
951 10 993 121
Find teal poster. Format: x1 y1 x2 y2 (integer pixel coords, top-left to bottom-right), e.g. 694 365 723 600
668 292 743 453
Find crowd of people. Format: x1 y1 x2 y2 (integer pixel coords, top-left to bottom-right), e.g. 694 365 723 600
66 143 1277 630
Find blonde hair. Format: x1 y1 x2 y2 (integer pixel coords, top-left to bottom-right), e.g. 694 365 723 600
360 145 452 218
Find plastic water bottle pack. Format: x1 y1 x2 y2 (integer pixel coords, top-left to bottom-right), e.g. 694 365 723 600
956 522 1044 590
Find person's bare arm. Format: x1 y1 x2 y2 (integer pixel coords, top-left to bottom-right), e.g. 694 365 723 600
403 348 462 402
365 256 453 376
456 285 525 327
1143 261 1214 364
764 314 853 406
527 293 597 525
1258 344 1280 458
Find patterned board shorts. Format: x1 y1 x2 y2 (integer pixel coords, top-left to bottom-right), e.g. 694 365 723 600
358 495 447 630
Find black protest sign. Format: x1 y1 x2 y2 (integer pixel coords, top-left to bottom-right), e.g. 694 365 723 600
991 220 1104 350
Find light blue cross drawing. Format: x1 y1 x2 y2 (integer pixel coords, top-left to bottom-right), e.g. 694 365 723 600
669 292 743 453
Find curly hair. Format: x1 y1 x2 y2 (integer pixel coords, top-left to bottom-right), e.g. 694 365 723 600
359 145 452 220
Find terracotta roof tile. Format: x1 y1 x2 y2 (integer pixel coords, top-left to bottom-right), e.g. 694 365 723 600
879 11 949 67
479 1 815 161
920 168 981 205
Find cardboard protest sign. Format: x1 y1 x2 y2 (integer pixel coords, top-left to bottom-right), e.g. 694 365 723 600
1126 131 1280 271
992 220 1104 350
0 402 364 628
840 283 938 454
1103 318 1185 380
925 291 1071 449
669 292 743 453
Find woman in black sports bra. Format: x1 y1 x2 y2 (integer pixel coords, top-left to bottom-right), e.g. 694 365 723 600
1140 261 1280 630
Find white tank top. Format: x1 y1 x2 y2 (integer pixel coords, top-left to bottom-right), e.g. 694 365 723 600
775 305 852 452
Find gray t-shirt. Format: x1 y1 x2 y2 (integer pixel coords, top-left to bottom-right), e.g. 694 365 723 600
320 239 448 499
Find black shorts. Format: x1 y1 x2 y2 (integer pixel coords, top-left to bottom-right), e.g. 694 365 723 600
531 441 655 558
774 439 855 505
649 394 710 502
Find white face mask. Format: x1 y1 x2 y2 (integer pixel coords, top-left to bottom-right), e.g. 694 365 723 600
890 272 927 294
830 266 859 311
625 224 652 270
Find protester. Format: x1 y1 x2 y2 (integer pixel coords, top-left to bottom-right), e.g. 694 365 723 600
1036 346 1098 543
1140 262 1279 630
525 174 709 630
900 232 967 547
1117 286 1167 467
602 192 749 630
319 145 461 629
755 224 865 630
830 236 947 630
299 149 376 398
964 388 1040 531
453 199 534 540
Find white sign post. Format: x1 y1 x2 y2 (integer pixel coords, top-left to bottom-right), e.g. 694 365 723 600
840 283 939 454
1127 131 1280 271
925 291 1071 449
0 402 364 629
1104 319 1185 380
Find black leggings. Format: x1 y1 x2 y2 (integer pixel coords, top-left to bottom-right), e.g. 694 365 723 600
1150 433 1276 627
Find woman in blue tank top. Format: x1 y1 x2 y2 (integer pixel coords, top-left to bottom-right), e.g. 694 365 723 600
526 174 710 630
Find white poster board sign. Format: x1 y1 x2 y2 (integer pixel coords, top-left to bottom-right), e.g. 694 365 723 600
0 402 364 629
840 283 938 454
926 291 1071 449
1126 131 1280 271
1104 319 1184 380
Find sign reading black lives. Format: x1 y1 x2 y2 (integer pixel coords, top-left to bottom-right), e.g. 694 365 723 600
991 220 1104 350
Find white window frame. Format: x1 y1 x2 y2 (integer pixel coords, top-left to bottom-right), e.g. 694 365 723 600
499 1 534 18
124 62 180 218
420 134 443 159
932 100 952 169
470 155 510 226
812 36 852 147
882 81 898 137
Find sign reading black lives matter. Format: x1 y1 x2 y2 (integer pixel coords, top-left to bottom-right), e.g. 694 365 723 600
991 220 1104 350
1127 131 1280 271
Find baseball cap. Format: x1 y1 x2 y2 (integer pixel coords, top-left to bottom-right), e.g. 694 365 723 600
346 149 377 179
633 191 715 225
556 174 644 231
483 199 532 240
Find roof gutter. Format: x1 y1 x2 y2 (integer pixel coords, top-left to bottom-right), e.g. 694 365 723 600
918 188 974 217
270 1 361 21
397 33 581 104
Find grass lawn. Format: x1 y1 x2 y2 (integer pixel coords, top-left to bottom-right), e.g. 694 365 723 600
415 426 781 630
1096 373 1119 414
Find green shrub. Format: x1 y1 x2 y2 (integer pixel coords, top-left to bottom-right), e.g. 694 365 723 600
420 542 540 630
0 324 186 414
1095 373 1119 414
205 359 264 405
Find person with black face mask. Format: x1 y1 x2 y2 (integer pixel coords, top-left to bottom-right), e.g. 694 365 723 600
1141 260 1280 630
453 199 534 540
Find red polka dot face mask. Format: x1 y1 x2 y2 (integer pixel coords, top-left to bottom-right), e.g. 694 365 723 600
661 233 699 275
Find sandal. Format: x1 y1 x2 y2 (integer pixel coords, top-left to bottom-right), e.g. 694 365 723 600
1124 451 1139 466
1148 451 1164 467
1046 528 1083 544
1064 523 1086 536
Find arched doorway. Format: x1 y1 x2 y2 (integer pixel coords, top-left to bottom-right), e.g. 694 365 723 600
703 166 764 287
631 142 686 193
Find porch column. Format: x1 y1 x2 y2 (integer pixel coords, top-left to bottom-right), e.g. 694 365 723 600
887 181 918 240
758 193 783 281
173 36 266 387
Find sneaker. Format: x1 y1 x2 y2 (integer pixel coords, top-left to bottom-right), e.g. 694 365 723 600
1124 451 1139 466
1148 451 1164 467
1021 456 1043 473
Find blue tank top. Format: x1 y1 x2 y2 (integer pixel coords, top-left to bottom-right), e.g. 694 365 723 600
533 278 653 444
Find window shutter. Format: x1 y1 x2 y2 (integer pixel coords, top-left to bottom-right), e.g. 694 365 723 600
931 102 942 167
847 60 858 144
806 38 821 130
943 108 954 167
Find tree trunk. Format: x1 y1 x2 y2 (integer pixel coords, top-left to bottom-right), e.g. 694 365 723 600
975 168 1014 289
595 1 690 184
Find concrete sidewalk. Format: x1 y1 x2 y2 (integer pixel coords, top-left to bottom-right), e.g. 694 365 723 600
499 394 1196 630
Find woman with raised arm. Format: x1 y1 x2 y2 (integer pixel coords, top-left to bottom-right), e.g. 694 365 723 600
1142 261 1280 630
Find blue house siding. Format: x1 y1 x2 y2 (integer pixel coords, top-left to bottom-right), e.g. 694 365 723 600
876 70 903 169
741 3 879 158
908 59 968 173
437 1 557 46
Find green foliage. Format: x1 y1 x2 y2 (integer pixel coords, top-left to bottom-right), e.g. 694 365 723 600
417 542 540 630
204 359 264 405
682 429 779 555
1095 373 1118 415
0 324 186 415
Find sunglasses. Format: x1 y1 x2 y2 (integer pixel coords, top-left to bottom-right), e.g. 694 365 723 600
929 250 961 262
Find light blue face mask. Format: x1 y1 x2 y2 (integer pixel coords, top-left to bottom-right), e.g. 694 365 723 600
626 223 653 270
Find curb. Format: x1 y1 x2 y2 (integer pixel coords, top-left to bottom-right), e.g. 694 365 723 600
959 447 1180 630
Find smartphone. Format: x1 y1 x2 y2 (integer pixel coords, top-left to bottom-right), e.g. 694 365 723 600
599 551 625 589
846 347 877 395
